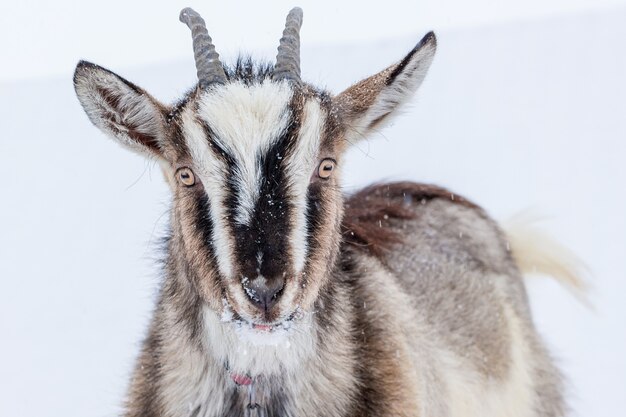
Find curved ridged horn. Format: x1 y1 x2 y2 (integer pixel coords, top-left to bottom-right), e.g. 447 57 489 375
273 7 304 83
179 7 227 88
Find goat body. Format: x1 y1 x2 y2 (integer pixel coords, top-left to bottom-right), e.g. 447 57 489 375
74 7 573 417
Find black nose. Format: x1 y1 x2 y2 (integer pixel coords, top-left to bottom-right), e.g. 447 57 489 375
244 276 285 312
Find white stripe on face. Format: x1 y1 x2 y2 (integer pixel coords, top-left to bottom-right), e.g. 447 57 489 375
285 98 325 273
197 82 293 226
181 106 235 279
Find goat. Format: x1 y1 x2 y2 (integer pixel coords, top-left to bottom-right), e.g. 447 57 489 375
74 7 579 417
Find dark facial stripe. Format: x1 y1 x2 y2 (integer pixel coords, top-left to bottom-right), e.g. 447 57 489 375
194 192 218 265
198 121 241 231
301 93 337 273
201 122 237 167
304 182 325 266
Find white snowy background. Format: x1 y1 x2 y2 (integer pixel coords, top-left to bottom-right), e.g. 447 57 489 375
1 0 625 416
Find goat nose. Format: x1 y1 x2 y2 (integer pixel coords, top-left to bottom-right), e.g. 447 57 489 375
244 277 284 311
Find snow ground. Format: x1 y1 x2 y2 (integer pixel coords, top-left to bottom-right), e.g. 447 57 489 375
1 7 625 417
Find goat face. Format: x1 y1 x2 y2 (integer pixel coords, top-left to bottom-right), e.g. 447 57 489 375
172 76 346 326
73 7 436 334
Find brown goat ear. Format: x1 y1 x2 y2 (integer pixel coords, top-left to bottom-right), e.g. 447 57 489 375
333 32 436 145
73 61 169 159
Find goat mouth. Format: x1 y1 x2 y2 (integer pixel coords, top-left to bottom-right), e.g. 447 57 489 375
244 310 299 333
222 304 300 333
251 323 273 332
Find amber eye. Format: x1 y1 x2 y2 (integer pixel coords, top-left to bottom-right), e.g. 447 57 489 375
176 167 196 186
317 158 336 179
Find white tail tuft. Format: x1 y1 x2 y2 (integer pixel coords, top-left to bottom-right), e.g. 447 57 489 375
504 212 591 307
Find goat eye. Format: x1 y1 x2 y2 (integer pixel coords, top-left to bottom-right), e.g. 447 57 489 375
317 159 335 179
176 167 196 186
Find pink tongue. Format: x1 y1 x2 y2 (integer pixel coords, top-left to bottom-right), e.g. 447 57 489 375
252 324 272 332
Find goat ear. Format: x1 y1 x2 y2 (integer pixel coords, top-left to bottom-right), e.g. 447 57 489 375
333 32 436 144
73 61 169 159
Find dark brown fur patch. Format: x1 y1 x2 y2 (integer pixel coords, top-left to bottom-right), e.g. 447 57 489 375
342 181 481 259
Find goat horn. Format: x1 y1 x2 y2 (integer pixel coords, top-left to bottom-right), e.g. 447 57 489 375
179 7 227 88
273 7 303 83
